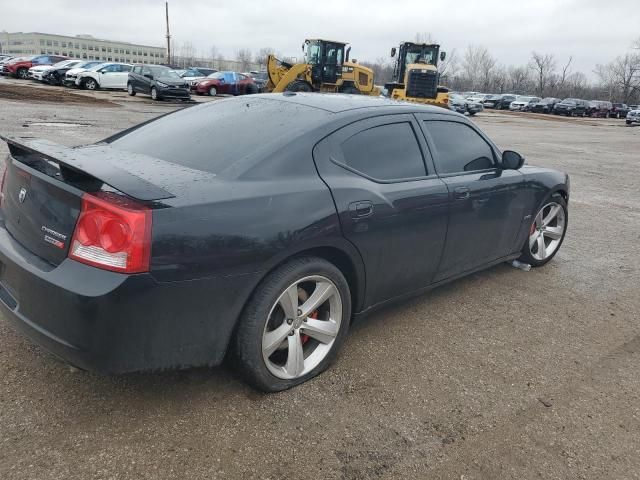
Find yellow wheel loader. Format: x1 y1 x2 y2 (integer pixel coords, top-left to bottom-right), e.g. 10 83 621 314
265 39 379 95
385 42 449 109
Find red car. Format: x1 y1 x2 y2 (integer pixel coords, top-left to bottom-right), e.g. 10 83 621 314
2 54 68 79
194 71 258 96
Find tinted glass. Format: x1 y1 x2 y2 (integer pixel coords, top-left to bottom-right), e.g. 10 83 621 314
340 122 426 181
426 121 494 174
109 98 331 175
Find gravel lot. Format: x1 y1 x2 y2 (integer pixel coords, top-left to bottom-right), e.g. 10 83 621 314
1 79 639 480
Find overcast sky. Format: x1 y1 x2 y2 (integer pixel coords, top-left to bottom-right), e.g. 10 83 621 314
2 0 639 77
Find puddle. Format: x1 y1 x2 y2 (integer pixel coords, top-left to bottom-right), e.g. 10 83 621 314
27 122 91 128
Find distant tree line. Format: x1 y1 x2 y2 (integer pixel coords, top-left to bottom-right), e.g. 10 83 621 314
170 36 640 103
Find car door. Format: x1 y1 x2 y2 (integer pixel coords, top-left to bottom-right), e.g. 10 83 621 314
98 64 116 88
114 65 131 89
416 115 527 281
140 66 153 93
313 114 449 306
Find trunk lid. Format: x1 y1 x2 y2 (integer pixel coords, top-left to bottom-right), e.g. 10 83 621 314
1 136 184 267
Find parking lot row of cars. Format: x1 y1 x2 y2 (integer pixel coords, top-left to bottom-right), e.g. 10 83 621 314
0 54 267 101
452 91 639 124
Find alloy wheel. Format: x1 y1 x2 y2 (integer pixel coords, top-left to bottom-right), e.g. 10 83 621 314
209 86 217 96
262 275 342 380
85 79 97 90
529 201 566 261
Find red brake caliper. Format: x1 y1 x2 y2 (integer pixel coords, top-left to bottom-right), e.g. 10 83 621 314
301 311 317 345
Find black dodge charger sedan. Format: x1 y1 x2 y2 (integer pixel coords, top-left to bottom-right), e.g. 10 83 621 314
0 94 569 391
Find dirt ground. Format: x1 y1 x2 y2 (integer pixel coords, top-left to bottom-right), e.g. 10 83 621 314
0 78 639 480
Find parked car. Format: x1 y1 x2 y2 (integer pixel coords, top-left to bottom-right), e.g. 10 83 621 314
529 97 561 113
482 94 503 109
609 103 630 119
43 60 98 86
449 94 484 116
247 71 269 92
62 61 104 87
128 64 191 101
193 71 258 96
178 67 217 88
76 62 132 90
553 98 589 116
626 108 640 126
586 100 612 118
509 96 541 111
28 59 81 82
2 54 68 79
0 94 570 391
465 94 489 104
493 94 517 110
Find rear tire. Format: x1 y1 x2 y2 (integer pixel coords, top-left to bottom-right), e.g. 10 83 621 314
17 68 29 79
285 80 313 92
127 83 136 96
233 256 351 392
518 194 568 267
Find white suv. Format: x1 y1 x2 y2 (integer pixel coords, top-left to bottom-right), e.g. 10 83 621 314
76 63 132 90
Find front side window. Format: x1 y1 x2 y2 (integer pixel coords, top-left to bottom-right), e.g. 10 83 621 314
425 121 495 174
340 122 426 181
305 42 322 65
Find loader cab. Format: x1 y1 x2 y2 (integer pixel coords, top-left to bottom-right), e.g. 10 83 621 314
392 42 442 84
303 39 346 85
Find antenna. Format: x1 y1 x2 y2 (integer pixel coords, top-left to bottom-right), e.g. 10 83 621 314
165 2 171 65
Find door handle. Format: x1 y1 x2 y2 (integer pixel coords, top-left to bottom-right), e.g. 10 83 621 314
453 187 470 200
349 201 374 218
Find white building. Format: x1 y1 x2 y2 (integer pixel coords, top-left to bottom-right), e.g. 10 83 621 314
0 31 166 64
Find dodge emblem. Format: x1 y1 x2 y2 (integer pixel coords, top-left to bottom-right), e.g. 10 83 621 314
18 187 27 204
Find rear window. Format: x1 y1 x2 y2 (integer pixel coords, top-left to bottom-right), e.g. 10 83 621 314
108 98 330 175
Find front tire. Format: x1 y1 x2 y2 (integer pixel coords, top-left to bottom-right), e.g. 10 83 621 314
208 86 217 96
233 256 352 392
151 87 160 101
83 78 98 90
17 68 29 79
519 195 568 267
285 80 313 92
127 83 136 96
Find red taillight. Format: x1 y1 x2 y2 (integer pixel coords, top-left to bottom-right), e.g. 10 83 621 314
69 192 152 273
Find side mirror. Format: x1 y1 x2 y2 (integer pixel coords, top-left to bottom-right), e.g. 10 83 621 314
390 47 396 58
440 51 447 61
501 150 525 170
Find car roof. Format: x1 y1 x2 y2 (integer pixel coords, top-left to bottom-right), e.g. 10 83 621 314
257 92 455 115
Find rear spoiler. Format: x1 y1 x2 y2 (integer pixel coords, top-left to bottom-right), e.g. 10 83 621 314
1 135 175 201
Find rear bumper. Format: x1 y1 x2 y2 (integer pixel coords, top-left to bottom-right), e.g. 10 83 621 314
0 222 259 373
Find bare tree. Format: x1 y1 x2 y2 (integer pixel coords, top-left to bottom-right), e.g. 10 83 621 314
414 32 435 44
462 45 496 91
208 45 218 69
255 47 276 67
596 53 640 103
508 65 531 93
179 41 196 68
235 48 253 72
438 48 458 79
530 52 555 96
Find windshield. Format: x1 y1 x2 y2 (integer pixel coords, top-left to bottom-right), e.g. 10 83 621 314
180 69 202 77
78 61 101 69
405 45 437 66
305 41 322 65
149 66 180 79
562 98 578 104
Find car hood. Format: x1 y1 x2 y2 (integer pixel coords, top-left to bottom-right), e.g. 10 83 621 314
29 65 53 72
66 67 88 75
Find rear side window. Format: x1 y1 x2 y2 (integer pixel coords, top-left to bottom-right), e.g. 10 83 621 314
425 121 495 174
340 122 426 181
